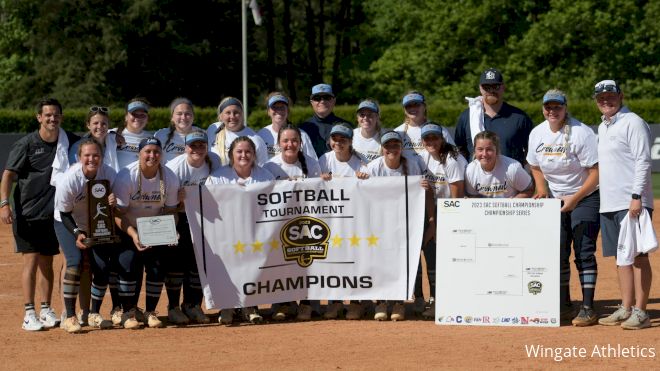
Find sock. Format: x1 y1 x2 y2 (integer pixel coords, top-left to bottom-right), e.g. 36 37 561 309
25 303 35 313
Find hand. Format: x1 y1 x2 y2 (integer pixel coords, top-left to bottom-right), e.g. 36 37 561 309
533 189 548 199
177 188 186 203
114 131 126 147
0 205 13 224
107 193 117 207
420 179 432 191
75 233 90 249
629 198 643 218
130 232 148 251
355 171 369 180
320 172 332 181
168 232 180 247
559 195 578 213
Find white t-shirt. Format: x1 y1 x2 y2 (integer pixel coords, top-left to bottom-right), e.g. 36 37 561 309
207 165 275 185
54 163 117 232
465 155 532 198
116 129 153 169
318 152 368 177
113 161 180 227
154 125 204 164
394 123 455 157
420 150 468 198
366 156 423 177
263 153 322 179
207 123 269 166
352 128 383 163
165 153 214 187
257 124 318 160
526 118 598 197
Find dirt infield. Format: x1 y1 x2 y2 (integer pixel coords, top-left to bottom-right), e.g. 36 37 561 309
1 205 658 370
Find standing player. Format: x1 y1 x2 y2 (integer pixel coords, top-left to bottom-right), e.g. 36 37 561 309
352 99 383 163
1 98 78 330
155 98 203 164
527 89 600 326
594 80 654 330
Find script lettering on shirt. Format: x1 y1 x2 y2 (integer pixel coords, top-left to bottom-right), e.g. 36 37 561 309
475 181 507 194
535 143 567 155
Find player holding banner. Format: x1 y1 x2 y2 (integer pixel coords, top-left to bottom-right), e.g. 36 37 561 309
527 89 600 326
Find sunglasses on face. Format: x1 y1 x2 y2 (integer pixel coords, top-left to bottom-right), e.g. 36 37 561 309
543 104 565 112
90 106 109 113
131 111 147 119
312 95 333 102
481 84 502 93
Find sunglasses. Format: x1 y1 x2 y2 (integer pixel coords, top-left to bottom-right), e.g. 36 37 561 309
312 95 333 102
594 84 619 95
130 111 148 119
481 84 502 93
90 106 109 113
543 104 565 112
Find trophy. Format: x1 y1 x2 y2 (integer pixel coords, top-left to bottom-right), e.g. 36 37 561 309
85 179 121 245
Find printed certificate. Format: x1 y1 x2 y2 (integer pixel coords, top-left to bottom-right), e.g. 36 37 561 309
136 215 178 246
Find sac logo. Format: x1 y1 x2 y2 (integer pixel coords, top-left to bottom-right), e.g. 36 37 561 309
91 183 107 199
280 216 330 267
527 280 542 295
443 200 460 207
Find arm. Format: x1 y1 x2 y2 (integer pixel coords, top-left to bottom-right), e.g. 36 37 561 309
114 211 147 251
560 165 598 212
529 165 548 199
628 118 652 217
60 211 89 249
0 170 17 224
449 181 465 198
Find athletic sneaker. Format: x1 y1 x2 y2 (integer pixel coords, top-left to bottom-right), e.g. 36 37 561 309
422 302 436 319
134 307 146 324
296 304 312 321
560 303 575 321
77 311 89 327
219 309 234 325
62 316 82 334
88 313 113 329
22 310 44 331
621 308 651 330
182 304 210 324
391 302 405 321
572 306 597 327
121 309 140 330
598 305 631 326
110 307 123 326
39 307 60 328
323 302 344 320
145 311 164 328
244 307 263 324
345 302 364 320
271 305 289 321
374 302 388 321
168 307 190 325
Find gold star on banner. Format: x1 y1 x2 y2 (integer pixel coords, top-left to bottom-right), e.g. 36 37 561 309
269 239 279 250
349 234 361 247
331 235 343 247
252 240 264 253
234 240 246 254
367 234 379 247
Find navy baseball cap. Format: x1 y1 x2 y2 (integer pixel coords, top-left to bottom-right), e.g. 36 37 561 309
593 80 620 96
138 137 161 151
480 68 504 85
357 100 379 114
311 84 334 98
381 131 402 145
421 124 444 139
330 124 353 139
402 93 425 107
268 94 289 108
185 131 208 145
127 100 149 113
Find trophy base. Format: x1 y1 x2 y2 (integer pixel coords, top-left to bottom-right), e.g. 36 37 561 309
83 235 122 246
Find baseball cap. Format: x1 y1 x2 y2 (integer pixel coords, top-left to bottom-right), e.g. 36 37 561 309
185 131 208 145
311 83 334 98
542 91 567 105
402 93 425 107
480 68 504 85
268 94 289 108
593 80 620 96
330 124 353 139
127 100 150 113
357 100 379 114
421 124 444 139
380 131 402 145
138 137 161 151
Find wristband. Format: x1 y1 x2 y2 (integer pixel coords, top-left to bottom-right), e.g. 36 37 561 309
632 194 641 200
0 200 9 208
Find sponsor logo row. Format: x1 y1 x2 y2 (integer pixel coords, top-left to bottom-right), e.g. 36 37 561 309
437 315 557 325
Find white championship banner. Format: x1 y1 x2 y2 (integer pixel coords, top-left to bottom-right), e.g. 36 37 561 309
435 199 560 327
185 176 425 309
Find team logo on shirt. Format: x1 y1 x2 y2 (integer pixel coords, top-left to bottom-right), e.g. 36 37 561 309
535 143 567 156
280 216 330 267
475 182 507 195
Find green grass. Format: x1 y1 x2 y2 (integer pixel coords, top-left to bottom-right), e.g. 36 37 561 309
653 173 660 199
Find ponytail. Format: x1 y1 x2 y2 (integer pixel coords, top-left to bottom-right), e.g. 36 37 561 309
298 151 309 177
215 124 228 165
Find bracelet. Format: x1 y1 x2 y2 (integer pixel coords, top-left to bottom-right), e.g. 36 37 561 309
0 199 9 208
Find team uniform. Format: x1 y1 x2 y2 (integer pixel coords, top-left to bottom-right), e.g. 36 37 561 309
115 129 153 169
256 124 318 160
527 117 600 315
420 151 468 199
465 155 532 198
352 129 383 163
394 123 455 158
318 152 368 177
366 156 423 177
53 162 117 329
207 123 269 166
69 133 120 172
154 126 204 164
207 165 274 185
263 154 322 179
113 161 179 326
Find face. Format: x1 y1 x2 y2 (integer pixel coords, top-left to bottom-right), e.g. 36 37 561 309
474 138 497 169
139 144 162 168
79 143 101 174
172 103 194 132
231 141 255 168
185 140 208 162
595 92 623 119
357 109 378 132
310 95 335 118
479 84 504 105
382 140 402 161
279 129 301 159
404 102 426 123
87 114 109 141
125 109 148 133
220 105 244 131
37 105 62 133
268 102 288 125
330 134 351 154
422 134 443 155
542 102 567 125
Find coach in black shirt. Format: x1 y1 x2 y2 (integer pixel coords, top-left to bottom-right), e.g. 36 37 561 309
299 83 352 158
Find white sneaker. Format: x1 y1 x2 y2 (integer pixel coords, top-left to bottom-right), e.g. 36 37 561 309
391 302 405 321
39 307 60 328
111 307 123 326
182 304 210 324
121 308 140 330
88 313 113 329
22 311 44 331
219 309 234 325
374 303 388 321
145 311 164 328
323 302 344 320
62 316 82 334
296 304 312 321
168 307 190 325
244 307 263 324
271 305 289 321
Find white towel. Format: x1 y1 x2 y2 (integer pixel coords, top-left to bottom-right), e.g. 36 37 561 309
617 209 658 266
50 128 70 186
104 132 120 172
466 96 485 146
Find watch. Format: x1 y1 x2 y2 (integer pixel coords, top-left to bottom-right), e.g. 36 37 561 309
0 199 9 208
73 228 85 238
632 194 641 200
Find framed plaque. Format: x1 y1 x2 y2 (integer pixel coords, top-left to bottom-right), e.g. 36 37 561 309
136 215 178 246
85 179 121 246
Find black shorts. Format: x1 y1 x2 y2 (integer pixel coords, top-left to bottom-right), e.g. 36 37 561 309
13 216 59 256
